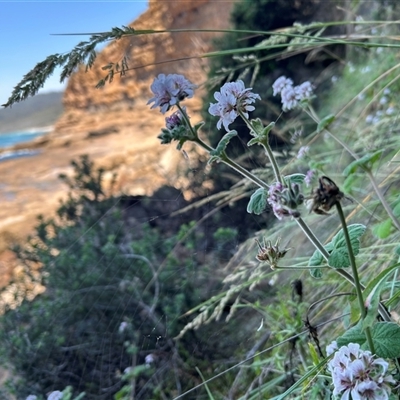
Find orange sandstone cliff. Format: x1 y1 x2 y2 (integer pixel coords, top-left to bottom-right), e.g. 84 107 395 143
0 0 234 279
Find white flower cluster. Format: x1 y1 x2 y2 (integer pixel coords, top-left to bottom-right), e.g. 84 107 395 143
208 80 261 131
272 76 314 111
26 391 63 400
365 88 397 125
147 73 196 114
327 342 395 400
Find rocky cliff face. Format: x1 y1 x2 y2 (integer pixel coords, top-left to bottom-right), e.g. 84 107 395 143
0 0 234 261
48 0 235 197
56 0 234 132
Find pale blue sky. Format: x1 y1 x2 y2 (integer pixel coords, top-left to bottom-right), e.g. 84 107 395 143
0 1 148 105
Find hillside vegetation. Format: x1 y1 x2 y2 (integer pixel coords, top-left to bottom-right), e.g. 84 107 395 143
1 1 400 399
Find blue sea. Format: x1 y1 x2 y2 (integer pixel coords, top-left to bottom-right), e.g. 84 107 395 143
0 129 49 162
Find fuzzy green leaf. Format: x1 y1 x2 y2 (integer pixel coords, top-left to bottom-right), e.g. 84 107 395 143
193 121 205 133
328 224 366 268
309 242 334 267
284 174 305 186
247 188 268 215
248 121 275 145
208 130 237 164
343 174 357 194
393 201 400 218
373 218 392 239
336 321 365 348
317 114 335 133
309 250 324 267
249 118 264 135
337 321 400 358
328 248 351 268
371 322 400 358
310 268 322 279
343 150 384 177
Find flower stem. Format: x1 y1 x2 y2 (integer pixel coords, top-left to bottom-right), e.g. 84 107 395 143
177 103 197 139
238 111 283 183
335 202 375 353
191 136 269 190
258 138 283 184
295 217 391 323
177 103 270 189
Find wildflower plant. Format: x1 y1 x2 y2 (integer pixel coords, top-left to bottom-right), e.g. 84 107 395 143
148 72 400 398
5 10 400 400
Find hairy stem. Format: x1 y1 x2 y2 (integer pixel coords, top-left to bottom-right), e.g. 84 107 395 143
193 136 269 189
295 217 391 323
336 202 375 353
239 111 283 183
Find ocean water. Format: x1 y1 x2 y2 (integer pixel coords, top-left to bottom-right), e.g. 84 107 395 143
0 130 45 148
0 129 48 162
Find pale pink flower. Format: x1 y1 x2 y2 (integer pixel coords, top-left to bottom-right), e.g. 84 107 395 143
145 353 156 364
47 391 63 400
165 107 186 130
281 86 298 111
118 321 128 334
148 74 196 114
328 343 394 400
272 76 293 96
326 340 339 356
273 77 315 112
304 170 315 187
294 81 314 100
297 146 309 159
208 80 260 131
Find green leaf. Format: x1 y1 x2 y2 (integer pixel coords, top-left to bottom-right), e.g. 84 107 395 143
343 150 384 177
336 321 365 348
309 251 324 267
328 224 366 268
249 118 264 135
328 249 352 268
371 322 400 358
247 188 268 215
393 201 400 218
193 121 205 133
308 342 321 365
308 242 333 267
247 137 259 146
284 174 305 186
373 218 392 239
317 114 335 133
208 130 237 164
337 321 400 358
248 121 275 145
349 296 361 326
386 287 400 308
196 366 215 400
310 268 322 279
343 174 357 194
